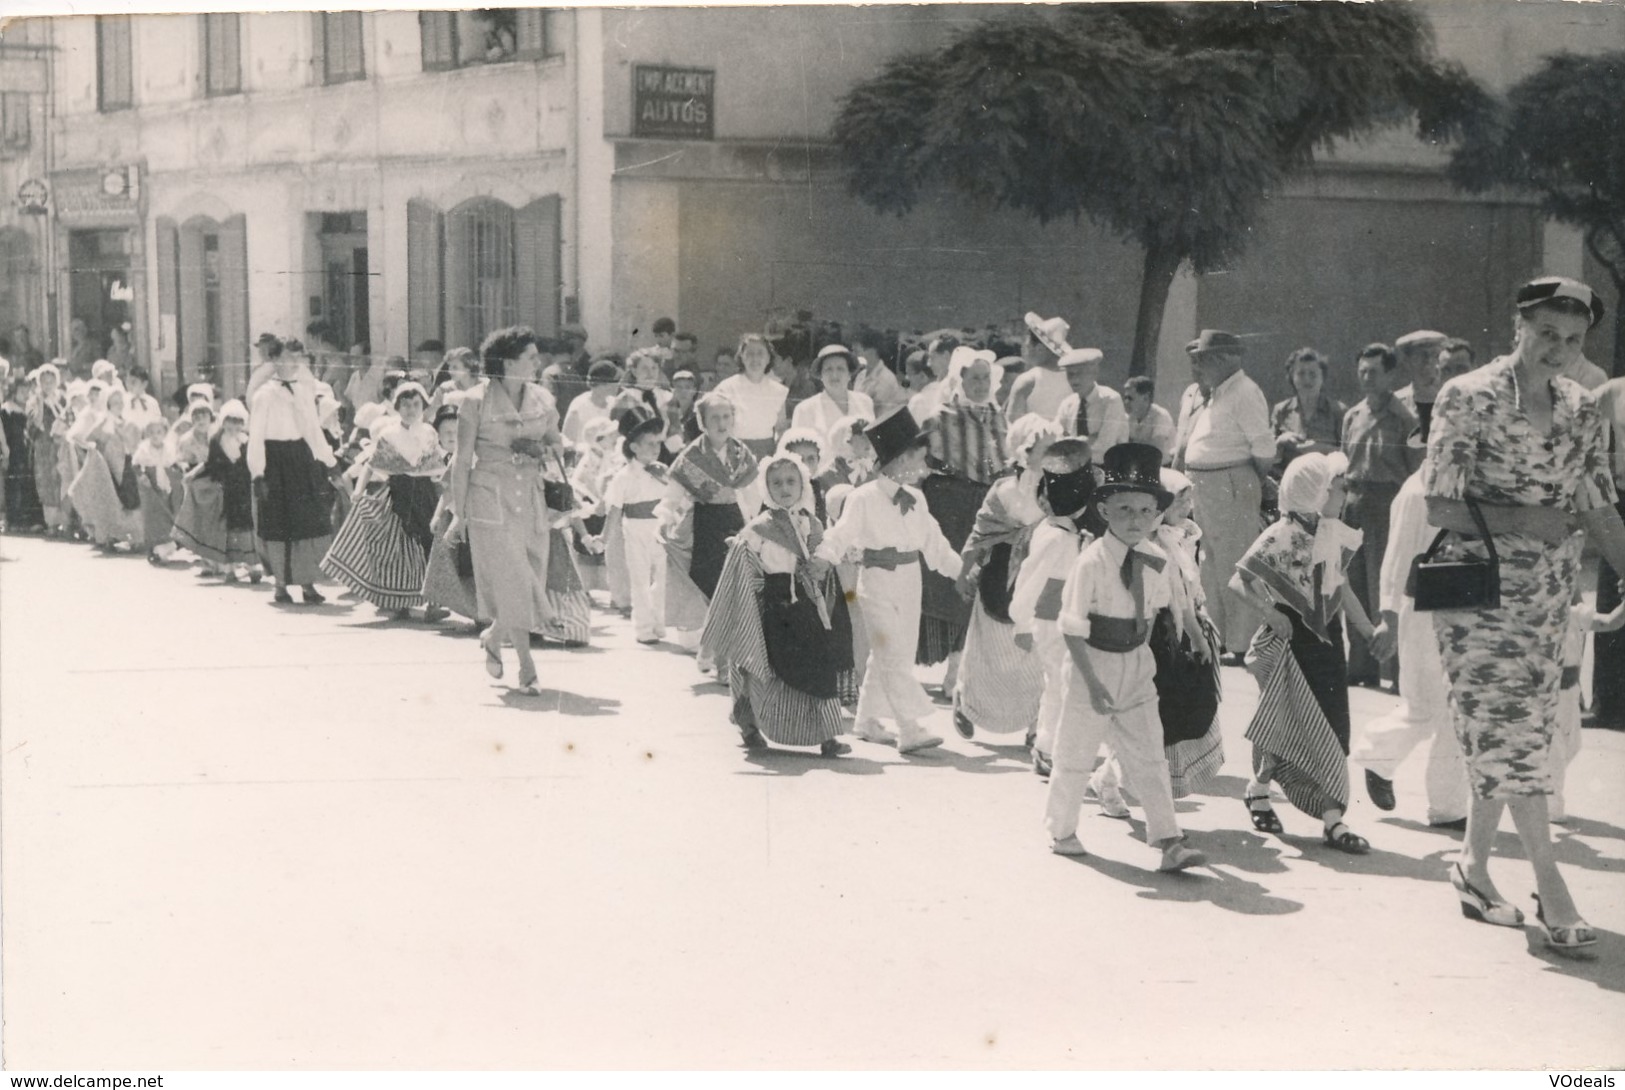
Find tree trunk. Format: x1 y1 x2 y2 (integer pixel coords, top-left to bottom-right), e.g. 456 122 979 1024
1129 242 1184 380
1613 278 1625 379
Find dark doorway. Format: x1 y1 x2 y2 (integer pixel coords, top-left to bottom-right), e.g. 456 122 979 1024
68 228 133 352
317 212 369 351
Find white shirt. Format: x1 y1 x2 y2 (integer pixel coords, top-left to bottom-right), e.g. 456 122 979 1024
1561 354 1608 391
1009 518 1089 636
791 388 875 437
248 374 336 477
1054 384 1130 461
713 373 789 441
907 380 946 425
604 461 668 510
1379 471 1434 619
815 474 962 578
562 394 614 447
1128 404 1178 462
1013 367 1074 422
1058 532 1171 640
1179 368 1273 468
855 363 909 419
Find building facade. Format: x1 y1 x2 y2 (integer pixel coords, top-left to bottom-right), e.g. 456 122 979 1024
10 4 1625 406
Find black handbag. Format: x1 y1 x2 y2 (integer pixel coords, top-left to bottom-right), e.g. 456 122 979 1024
1409 496 1500 612
542 451 573 512
453 539 475 579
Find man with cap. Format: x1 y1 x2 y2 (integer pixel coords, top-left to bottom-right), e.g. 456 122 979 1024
1005 312 1074 422
1393 329 1448 422
1047 441 1206 871
1174 330 1274 663
816 407 964 754
1053 347 1128 464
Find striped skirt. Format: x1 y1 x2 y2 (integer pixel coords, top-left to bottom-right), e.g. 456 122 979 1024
954 600 1042 734
540 525 592 643
1244 621 1350 819
321 490 428 610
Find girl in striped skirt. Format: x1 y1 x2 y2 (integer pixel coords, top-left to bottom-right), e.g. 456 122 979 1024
700 453 851 757
1228 451 1375 854
321 383 445 618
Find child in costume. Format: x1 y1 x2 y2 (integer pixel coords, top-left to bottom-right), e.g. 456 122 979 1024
776 426 828 523
702 452 852 757
815 408 963 754
26 362 66 533
132 417 183 562
1010 438 1096 778
67 385 143 550
422 404 481 626
1550 584 1625 823
1228 451 1374 854
171 399 259 579
604 405 671 643
1046 442 1206 872
322 382 445 618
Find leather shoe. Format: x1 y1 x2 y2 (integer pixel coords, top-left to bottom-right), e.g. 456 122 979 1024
1429 817 1468 832
1365 769 1397 812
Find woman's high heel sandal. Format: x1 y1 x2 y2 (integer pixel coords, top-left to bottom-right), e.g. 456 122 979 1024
481 633 504 680
1451 863 1524 927
1533 894 1598 952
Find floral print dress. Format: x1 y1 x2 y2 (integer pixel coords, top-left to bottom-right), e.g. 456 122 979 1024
1423 356 1616 800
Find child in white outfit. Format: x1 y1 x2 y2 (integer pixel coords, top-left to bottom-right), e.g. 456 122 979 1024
1047 442 1205 872
1552 583 1625 822
605 406 670 643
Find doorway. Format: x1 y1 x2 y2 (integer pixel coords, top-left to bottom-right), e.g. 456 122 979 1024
67 228 133 353
316 212 370 351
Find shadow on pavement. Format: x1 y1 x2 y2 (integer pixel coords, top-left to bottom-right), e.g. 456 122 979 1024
736 748 889 777
496 688 621 716
1522 925 1625 994
1382 817 1625 876
1061 849 1304 916
894 745 1030 775
1555 815 1625 842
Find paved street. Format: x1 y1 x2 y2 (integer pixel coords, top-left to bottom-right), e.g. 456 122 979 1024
1 532 1621 1071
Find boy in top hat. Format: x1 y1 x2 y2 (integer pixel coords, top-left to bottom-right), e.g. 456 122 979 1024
1047 442 1206 871
1054 347 1128 464
604 404 671 644
816 407 963 754
1010 437 1096 778
1005 312 1074 422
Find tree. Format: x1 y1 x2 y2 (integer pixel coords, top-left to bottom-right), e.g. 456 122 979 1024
831 3 1483 378
1447 52 1625 375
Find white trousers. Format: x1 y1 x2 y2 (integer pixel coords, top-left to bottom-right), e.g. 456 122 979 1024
855 563 935 726
621 517 667 641
1033 623 1067 757
1046 643 1180 845
1351 608 1468 824
1190 465 1261 653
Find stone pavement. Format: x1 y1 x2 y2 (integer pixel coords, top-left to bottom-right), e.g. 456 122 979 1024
1 534 1621 1070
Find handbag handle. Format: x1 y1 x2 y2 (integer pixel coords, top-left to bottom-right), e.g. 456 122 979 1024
1416 496 1499 567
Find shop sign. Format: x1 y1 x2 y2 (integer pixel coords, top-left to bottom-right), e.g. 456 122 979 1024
633 65 715 141
50 165 141 223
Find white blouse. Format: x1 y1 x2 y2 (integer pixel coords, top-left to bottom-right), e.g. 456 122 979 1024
791 389 876 438
713 373 789 440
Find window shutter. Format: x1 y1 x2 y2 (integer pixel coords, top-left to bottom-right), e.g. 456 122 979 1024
310 12 325 86
515 195 561 336
407 198 444 350
178 221 208 384
336 12 365 81
219 14 241 94
515 10 546 57
419 11 456 71
0 93 29 150
218 214 250 399
98 16 133 111
155 218 181 384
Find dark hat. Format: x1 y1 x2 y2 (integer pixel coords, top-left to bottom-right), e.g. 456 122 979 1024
1185 329 1245 357
618 402 665 455
1094 442 1173 509
1040 464 1096 518
588 360 621 384
865 407 929 469
1516 276 1605 329
432 404 460 431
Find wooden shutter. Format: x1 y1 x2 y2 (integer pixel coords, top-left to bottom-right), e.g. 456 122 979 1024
155 218 181 385
205 13 241 95
178 220 207 386
218 214 250 398
515 195 561 336
310 12 325 85
97 16 132 111
332 12 364 82
419 11 457 71
0 93 29 150
516 10 546 57
407 198 444 350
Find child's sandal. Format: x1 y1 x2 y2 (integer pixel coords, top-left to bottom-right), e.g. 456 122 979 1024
1245 794 1284 835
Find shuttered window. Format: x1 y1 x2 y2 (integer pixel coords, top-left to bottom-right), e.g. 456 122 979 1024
0 94 29 152
419 12 457 71
203 13 242 96
446 199 518 353
97 15 133 112
317 12 365 86
420 9 557 70
407 199 445 350
514 196 562 336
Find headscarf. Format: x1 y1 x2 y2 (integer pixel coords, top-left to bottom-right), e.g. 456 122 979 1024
946 346 1004 407
775 426 827 471
132 424 175 493
755 451 829 624
759 451 815 517
823 414 875 480
1278 451 1361 598
91 359 118 383
31 362 60 386
1007 412 1063 469
214 399 249 460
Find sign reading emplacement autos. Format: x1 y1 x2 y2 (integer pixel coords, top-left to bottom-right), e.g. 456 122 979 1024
633 65 715 140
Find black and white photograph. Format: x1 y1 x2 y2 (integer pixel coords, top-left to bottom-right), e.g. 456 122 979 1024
0 0 1622 1077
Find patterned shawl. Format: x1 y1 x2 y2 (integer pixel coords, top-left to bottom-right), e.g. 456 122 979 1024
1235 513 1357 644
671 434 759 503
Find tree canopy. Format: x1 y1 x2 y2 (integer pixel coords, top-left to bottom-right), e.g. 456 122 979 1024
832 2 1484 378
1448 51 1625 374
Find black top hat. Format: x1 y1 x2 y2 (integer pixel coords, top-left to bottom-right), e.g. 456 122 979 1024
1040 464 1096 519
1095 442 1173 509
618 402 666 453
865 407 929 470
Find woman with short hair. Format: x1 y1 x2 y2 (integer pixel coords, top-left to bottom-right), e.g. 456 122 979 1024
1423 276 1625 952
1270 347 1346 471
445 326 560 695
